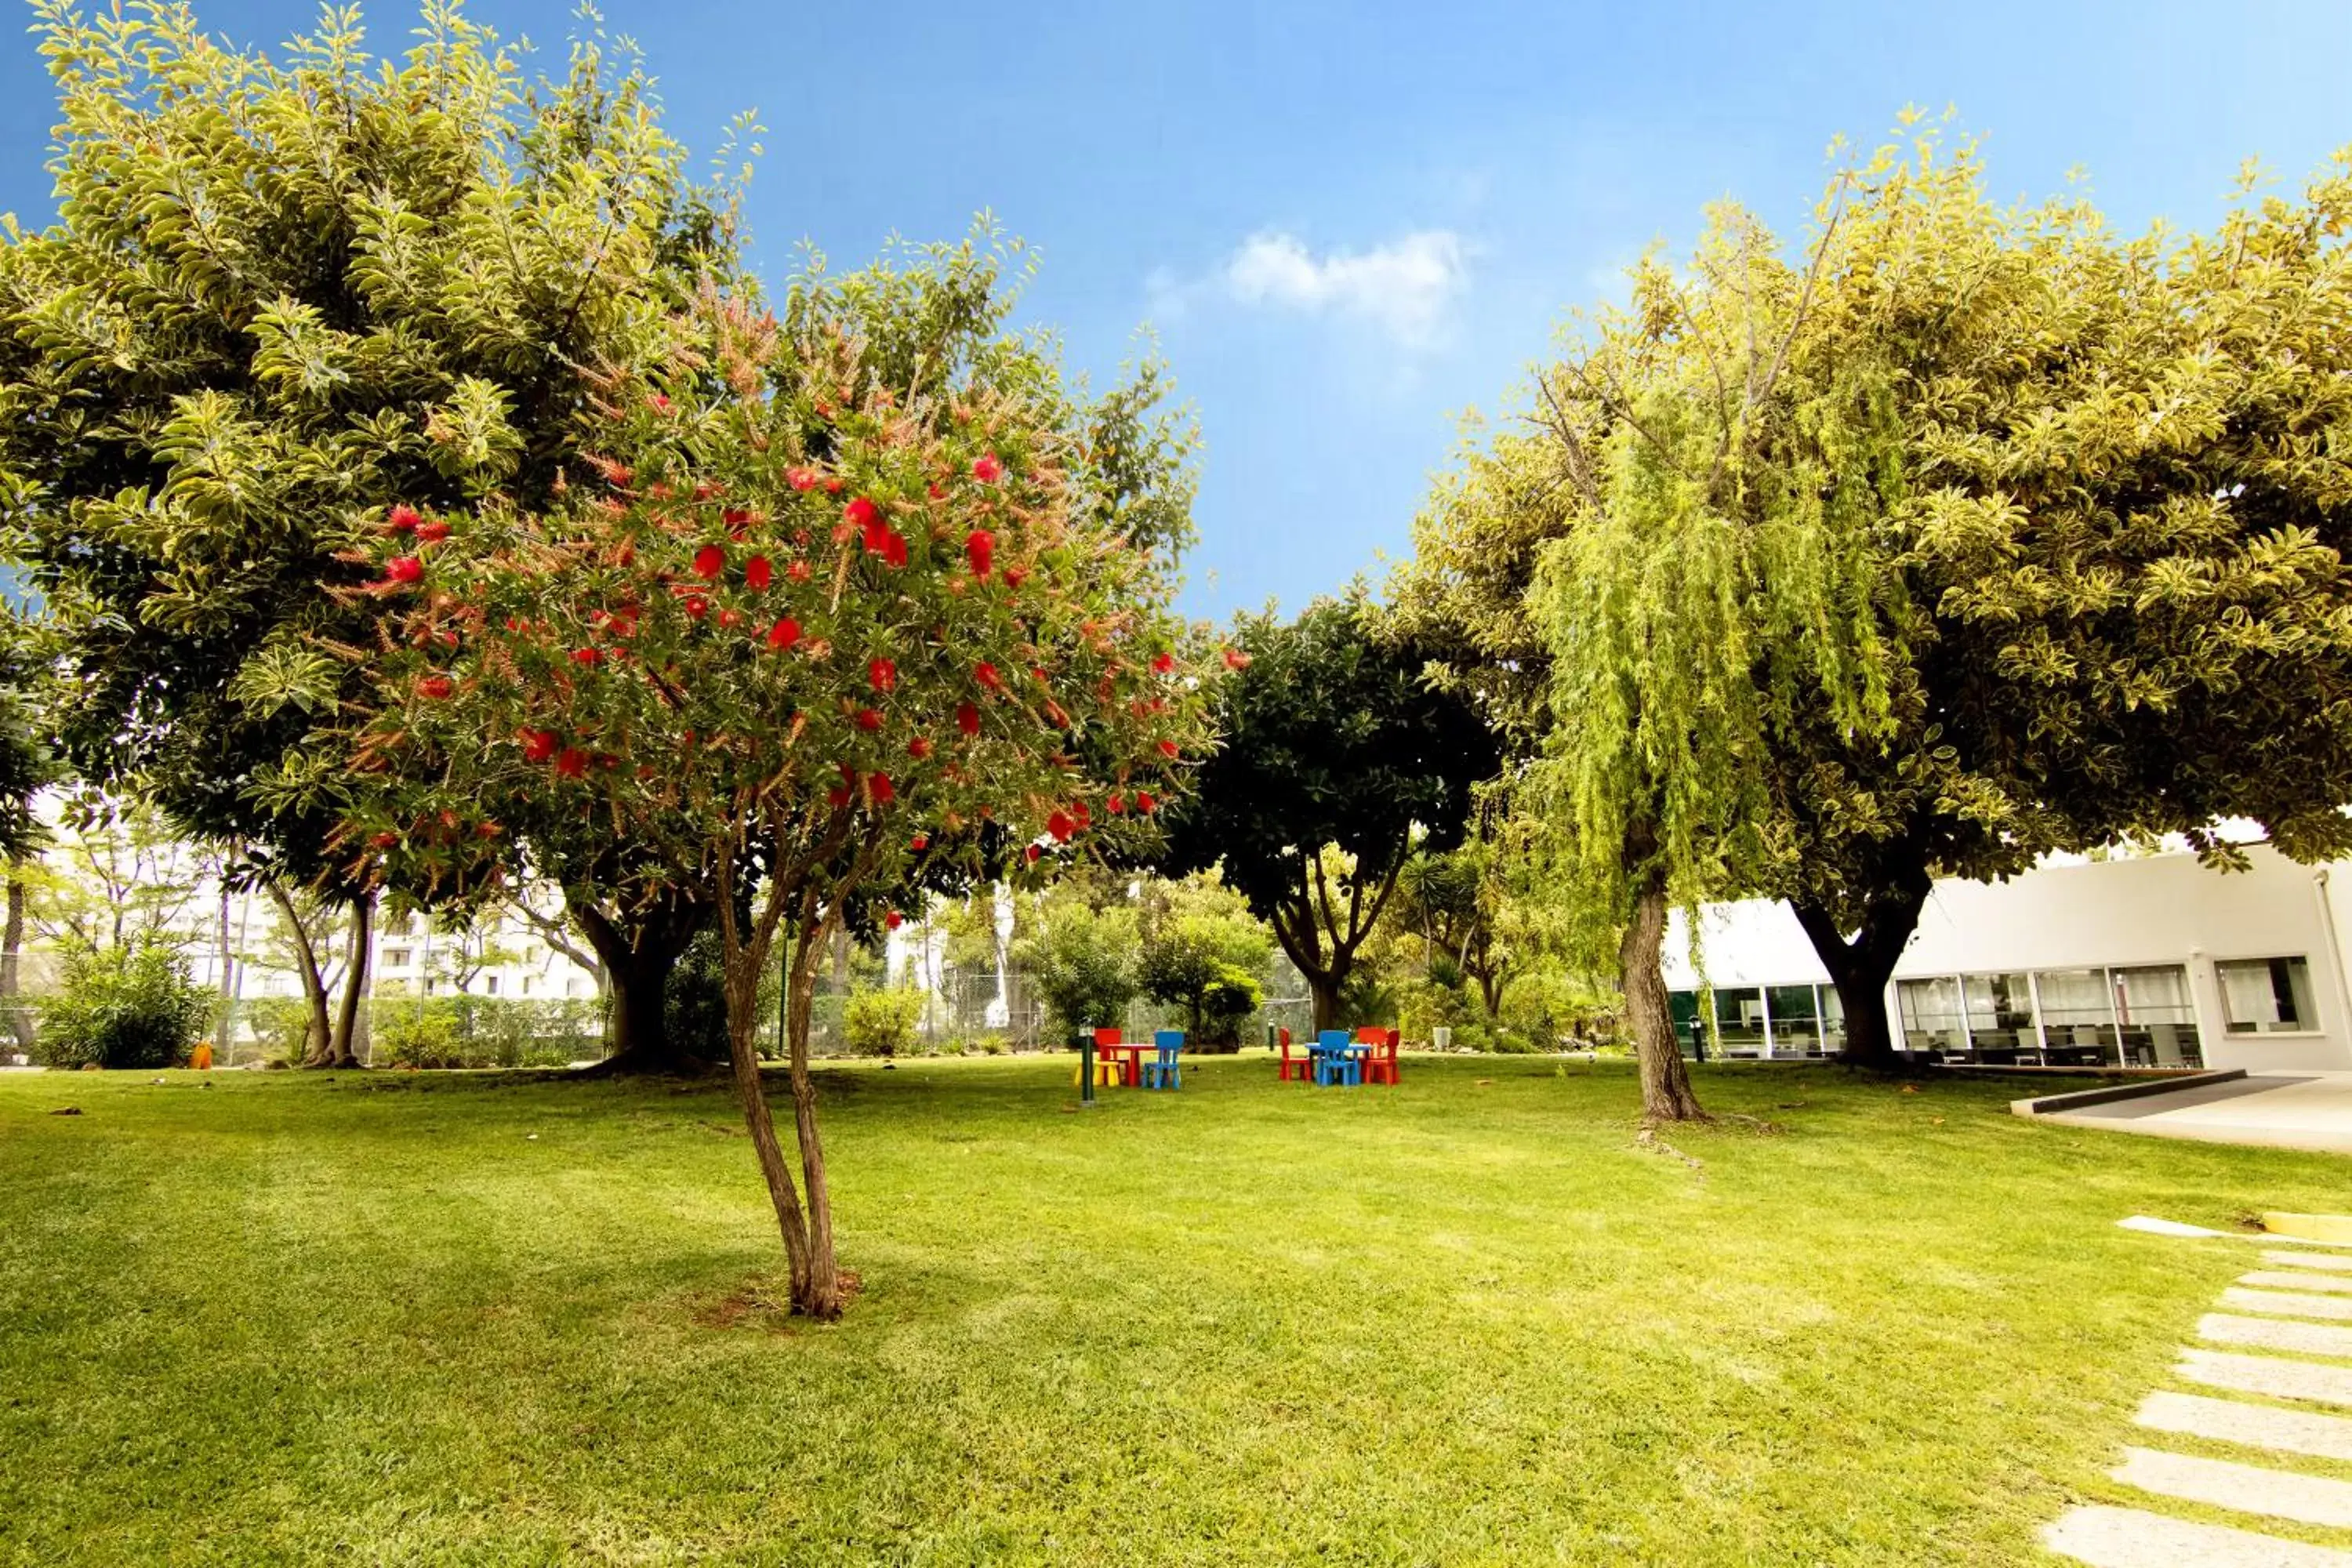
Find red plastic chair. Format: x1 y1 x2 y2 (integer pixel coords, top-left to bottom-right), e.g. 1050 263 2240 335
1276 1026 1309 1083
1357 1026 1400 1086
1094 1025 1135 1086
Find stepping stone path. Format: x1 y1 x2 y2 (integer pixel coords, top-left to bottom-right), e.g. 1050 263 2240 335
2045 1227 2352 1566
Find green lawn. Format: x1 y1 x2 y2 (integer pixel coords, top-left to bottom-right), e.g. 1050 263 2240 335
2 1055 2347 1566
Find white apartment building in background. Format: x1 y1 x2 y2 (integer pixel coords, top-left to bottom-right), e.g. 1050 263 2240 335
1664 843 2352 1073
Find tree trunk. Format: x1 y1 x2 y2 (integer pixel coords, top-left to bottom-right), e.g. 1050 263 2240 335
328 891 374 1068
782 912 843 1319
2 866 30 1054
1307 969 1345 1033
1791 874 1932 1073
263 877 335 1068
571 893 708 1074
1622 871 1706 1122
722 912 817 1311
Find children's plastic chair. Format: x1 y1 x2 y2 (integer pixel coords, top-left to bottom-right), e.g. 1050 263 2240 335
1276 1025 1309 1083
1315 1029 1359 1087
1145 1029 1184 1090
1359 1026 1400 1086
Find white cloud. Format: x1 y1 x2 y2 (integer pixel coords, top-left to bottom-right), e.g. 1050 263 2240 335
1152 229 1472 350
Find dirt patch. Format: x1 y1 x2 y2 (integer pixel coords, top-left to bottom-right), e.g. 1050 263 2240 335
685 1269 863 1330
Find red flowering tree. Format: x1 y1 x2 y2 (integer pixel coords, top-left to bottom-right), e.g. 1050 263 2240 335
324 283 1213 1317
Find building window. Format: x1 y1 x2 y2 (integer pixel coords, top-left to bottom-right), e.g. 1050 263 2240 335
485 975 499 996
1712 986 1767 1054
1962 972 2035 1052
1766 984 1824 1054
2218 957 2319 1035
384 948 412 969
2031 968 2117 1062
1897 976 1965 1053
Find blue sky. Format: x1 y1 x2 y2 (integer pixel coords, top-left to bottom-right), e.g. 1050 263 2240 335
3 2 2349 622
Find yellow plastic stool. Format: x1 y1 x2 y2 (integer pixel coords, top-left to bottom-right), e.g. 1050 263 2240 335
1071 1060 1120 1088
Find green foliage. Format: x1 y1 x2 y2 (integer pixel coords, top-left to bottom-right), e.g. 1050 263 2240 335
1018 898 1140 1041
840 986 924 1059
665 927 776 1062
1135 874 1271 1047
368 996 602 1070
37 942 211 1069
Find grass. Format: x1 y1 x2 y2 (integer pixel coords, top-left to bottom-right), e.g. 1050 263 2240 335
2 1054 2347 1566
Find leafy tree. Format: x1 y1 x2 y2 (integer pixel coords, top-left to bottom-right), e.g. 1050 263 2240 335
297 275 1211 1317
1019 895 1142 1040
840 985 923 1058
38 942 212 1069
1136 873 1271 1047
1160 597 1497 1031
0 0 745 1067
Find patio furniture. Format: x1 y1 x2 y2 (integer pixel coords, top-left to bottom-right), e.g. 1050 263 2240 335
1276 1025 1312 1083
1094 1027 1149 1087
1313 1029 1361 1087
1356 1026 1399 1086
1144 1029 1184 1090
1071 1058 1121 1089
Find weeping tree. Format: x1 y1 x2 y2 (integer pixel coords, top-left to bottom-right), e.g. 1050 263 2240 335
0 0 750 1065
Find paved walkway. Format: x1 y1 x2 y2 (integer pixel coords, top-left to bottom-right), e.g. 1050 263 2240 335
2045 1226 2352 1565
2032 1073 2352 1156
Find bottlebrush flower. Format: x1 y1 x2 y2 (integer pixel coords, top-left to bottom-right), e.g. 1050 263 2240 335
1106 792 1127 815
1152 652 1175 675
572 648 603 666
908 735 933 760
1136 790 1157 814
869 659 897 693
369 831 398 850
927 483 947 501
386 556 424 584
911 832 929 851
1044 700 1070 729
787 467 818 492
866 772 895 804
1223 648 1252 670
724 507 753 533
1003 566 1029 589
385 504 421 535
1047 810 1075 843
972 452 1004 483
885 910 903 931
826 782 853 808
719 608 743 630
768 617 803 652
648 393 671 413
856 708 884 731
786 561 812 583
956 702 980 737
844 495 879 529
965 529 995 579
823 477 843 495
1025 844 1041 863
520 728 558 762
1157 739 1179 758
416 519 450 543
554 748 589 779
417 675 453 699
880 530 909 568
745 556 773 590
975 662 1003 691
683 595 709 619
692 545 724 581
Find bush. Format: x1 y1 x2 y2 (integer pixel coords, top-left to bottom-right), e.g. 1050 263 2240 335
1019 902 1138 1043
38 943 212 1070
240 995 317 1064
841 985 923 1058
1196 964 1261 1048
369 996 603 1069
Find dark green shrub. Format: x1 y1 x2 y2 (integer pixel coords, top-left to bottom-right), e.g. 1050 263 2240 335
38 944 212 1070
369 996 602 1068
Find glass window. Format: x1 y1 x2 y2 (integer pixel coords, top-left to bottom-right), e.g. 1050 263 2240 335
1897 976 1964 1053
1713 987 1768 1054
1962 972 2036 1053
2114 964 2201 1068
1668 989 1702 1055
2218 957 2320 1035
1766 985 1823 1055
2032 969 2118 1062
1817 985 1846 1054
385 948 412 968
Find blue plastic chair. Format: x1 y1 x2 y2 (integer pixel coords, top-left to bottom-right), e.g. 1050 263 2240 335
1315 1029 1360 1087
1144 1029 1184 1090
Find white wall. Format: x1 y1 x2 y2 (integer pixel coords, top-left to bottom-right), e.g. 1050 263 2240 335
1664 845 2352 1071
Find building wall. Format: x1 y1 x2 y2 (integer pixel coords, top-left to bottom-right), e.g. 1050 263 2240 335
1663 845 2352 1072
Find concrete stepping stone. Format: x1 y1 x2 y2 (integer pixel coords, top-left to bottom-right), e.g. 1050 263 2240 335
2139 1390 2352 1465
2179 1348 2352 1410
2248 1271 2352 1295
2202 1313 2352 1359
2044 1502 2352 1565
2114 1445 2352 1530
2223 1287 2352 1323
2270 1250 2352 1272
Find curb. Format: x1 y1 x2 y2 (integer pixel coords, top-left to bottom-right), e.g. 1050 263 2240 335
2010 1069 2247 1119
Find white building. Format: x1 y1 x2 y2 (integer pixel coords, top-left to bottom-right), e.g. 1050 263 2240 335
1662 844 2352 1073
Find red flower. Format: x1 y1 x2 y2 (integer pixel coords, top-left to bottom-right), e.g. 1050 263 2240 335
683 594 709 619
745 556 773 590
1072 802 1091 829
607 463 633 488
910 832 930 851
956 702 980 737
786 561 812 583
883 531 909 570
975 662 1003 691
694 481 717 502
768 617 803 652
827 784 853 808
1158 739 1179 758
867 771 895 804
719 608 743 630
1044 700 1070 729
520 728 558 763
1106 791 1127 815
823 477 844 495
972 452 1004 483
692 545 724 581
385 504 421 535
1047 810 1075 843
1152 652 1175 675
572 647 603 666
844 495 879 529
856 708 884 731
908 735 933 760
1223 647 1252 670
648 392 671 413
1136 790 1157 815
386 556 423 584
368 831 398 850
884 911 903 931
786 467 818 492
724 507 753 533
554 748 589 779
927 482 947 501
869 659 897 693
1004 566 1029 590
1025 844 1041 863
965 528 995 580
414 518 449 543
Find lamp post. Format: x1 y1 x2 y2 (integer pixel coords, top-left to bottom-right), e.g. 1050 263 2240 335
1078 1019 1097 1108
